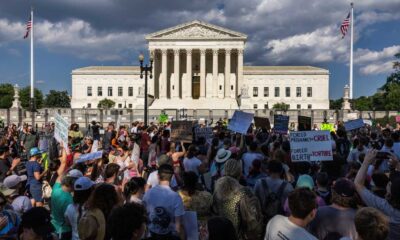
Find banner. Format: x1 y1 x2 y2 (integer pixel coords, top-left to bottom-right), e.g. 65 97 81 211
171 121 193 142
76 151 103 163
194 127 213 141
344 118 364 131
228 111 254 134
273 115 289 134
290 131 333 162
54 113 69 150
254 117 271 130
298 116 311 131
159 114 168 123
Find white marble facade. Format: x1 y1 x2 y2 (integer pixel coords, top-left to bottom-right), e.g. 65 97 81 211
71 20 329 110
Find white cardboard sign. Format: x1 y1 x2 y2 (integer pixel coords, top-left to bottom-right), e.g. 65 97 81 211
290 131 333 162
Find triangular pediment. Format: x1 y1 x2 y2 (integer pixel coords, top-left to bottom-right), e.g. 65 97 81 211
146 20 247 41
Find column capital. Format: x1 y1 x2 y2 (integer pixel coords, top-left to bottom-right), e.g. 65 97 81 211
237 49 244 55
225 48 232 55
200 48 207 55
161 49 168 55
173 49 180 55
186 49 192 55
212 49 219 55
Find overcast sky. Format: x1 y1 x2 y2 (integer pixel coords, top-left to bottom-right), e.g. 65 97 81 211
0 0 399 99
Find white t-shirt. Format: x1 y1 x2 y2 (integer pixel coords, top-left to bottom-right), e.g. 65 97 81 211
183 157 202 176
143 185 185 235
147 170 178 188
264 215 317 240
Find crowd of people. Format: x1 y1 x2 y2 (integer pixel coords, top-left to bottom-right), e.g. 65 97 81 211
0 118 399 240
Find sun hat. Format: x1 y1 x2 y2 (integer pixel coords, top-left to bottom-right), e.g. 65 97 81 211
66 169 84 178
29 147 42 157
3 174 27 189
296 174 314 190
215 148 232 163
74 177 95 191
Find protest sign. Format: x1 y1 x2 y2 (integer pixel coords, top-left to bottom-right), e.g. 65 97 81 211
159 114 168 123
76 151 103 164
171 121 193 142
321 122 335 132
396 116 400 123
363 119 373 126
54 113 69 150
290 131 333 162
228 111 254 134
273 115 289 134
254 117 271 130
194 127 213 141
344 118 365 131
298 116 311 131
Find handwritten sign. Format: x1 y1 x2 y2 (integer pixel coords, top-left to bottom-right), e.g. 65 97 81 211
194 127 213 141
228 111 254 134
290 131 333 162
254 117 271 130
273 115 289 134
171 121 193 142
298 116 311 131
344 118 365 131
54 113 69 150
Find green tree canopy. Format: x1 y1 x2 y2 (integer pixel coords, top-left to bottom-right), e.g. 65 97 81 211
44 90 71 108
329 98 343 110
19 87 44 109
351 96 372 111
273 102 290 111
97 98 115 109
0 84 14 108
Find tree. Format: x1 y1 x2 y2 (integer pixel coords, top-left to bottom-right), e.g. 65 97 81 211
273 102 290 111
0 84 14 108
351 96 371 111
380 52 400 92
44 90 71 108
384 83 400 110
19 87 44 109
329 98 343 110
97 98 115 109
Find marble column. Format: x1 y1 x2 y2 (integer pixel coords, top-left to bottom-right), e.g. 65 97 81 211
237 49 243 98
212 49 219 98
224 49 231 98
186 49 192 98
160 49 167 99
173 49 180 98
200 49 206 98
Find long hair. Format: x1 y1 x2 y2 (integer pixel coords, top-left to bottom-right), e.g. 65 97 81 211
86 183 120 219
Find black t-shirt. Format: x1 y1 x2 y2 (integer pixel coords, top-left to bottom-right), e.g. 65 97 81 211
0 158 10 181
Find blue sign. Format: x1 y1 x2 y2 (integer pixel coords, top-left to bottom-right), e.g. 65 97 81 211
76 151 103 163
228 111 254 134
344 118 365 131
273 115 289 134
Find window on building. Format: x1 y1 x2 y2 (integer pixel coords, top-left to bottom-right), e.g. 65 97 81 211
274 87 280 97
128 104 132 108
219 85 222 90
87 103 91 108
253 104 258 109
264 87 269 97
285 87 291 97
307 87 312 97
308 104 312 109
297 104 301 110
118 103 122 108
97 87 102 97
128 87 133 97
108 87 113 96
231 85 234 90
253 87 258 97
264 104 269 109
296 87 301 97
118 87 123 97
87 87 92 97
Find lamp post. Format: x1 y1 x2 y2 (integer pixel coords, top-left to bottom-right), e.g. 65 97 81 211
139 53 153 127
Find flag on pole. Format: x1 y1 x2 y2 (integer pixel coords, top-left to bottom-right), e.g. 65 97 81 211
23 16 32 39
340 12 350 38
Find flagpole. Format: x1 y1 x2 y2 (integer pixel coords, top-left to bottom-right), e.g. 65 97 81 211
30 7 35 126
349 2 354 99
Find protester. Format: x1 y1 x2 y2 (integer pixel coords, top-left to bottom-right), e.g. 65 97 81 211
19 207 55 240
26 147 47 207
354 207 389 240
3 174 31 215
124 177 146 204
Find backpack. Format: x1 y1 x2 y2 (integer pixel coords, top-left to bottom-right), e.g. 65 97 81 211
260 179 287 224
238 187 263 240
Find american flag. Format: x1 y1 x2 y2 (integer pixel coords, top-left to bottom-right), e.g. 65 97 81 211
23 16 32 39
340 12 350 38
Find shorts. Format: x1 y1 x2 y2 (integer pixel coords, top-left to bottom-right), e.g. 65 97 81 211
30 184 43 202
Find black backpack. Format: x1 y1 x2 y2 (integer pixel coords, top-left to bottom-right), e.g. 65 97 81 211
260 179 287 224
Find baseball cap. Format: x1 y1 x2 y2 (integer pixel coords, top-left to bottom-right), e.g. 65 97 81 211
74 177 95 191
3 174 27 189
29 147 42 157
66 169 83 178
333 178 356 197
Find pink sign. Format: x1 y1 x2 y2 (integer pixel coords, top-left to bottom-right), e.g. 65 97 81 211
396 116 400 123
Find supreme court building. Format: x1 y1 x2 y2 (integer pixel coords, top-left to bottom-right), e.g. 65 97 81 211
71 20 329 110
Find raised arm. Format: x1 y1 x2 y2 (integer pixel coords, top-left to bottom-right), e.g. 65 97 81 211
354 149 377 192
56 145 68 183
